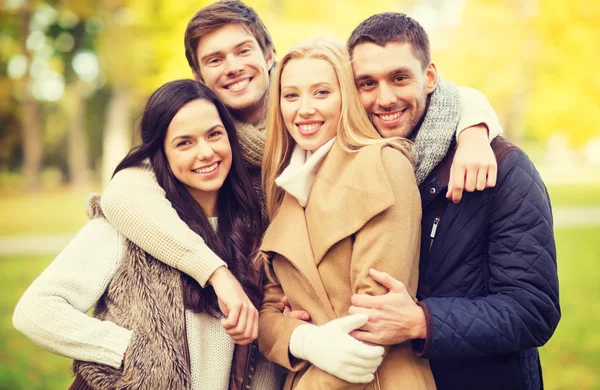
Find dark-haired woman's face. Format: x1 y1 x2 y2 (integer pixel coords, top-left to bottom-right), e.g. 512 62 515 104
164 99 232 213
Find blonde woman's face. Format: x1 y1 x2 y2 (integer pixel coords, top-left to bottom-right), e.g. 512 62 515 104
279 58 341 151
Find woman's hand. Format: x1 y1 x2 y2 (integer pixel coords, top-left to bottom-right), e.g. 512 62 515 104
208 266 258 345
447 124 497 203
289 314 384 383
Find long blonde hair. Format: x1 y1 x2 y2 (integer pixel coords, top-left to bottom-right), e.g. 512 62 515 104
262 37 412 220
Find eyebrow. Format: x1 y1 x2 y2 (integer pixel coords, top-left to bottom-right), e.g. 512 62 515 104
388 66 413 77
281 82 334 90
199 40 255 64
170 124 223 144
354 66 413 82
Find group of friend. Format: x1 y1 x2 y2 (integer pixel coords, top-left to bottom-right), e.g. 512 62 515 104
13 1 560 389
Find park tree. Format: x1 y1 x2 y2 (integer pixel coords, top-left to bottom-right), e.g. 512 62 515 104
1 1 47 192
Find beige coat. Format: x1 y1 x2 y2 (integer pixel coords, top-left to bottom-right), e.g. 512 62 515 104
258 142 436 389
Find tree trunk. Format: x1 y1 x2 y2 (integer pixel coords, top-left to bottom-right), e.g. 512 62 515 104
19 4 43 192
20 88 43 192
101 86 132 185
66 79 90 188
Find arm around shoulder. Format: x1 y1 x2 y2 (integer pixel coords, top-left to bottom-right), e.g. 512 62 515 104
101 165 226 287
456 86 503 140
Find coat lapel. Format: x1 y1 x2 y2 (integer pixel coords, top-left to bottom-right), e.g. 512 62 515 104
261 193 336 319
305 142 396 265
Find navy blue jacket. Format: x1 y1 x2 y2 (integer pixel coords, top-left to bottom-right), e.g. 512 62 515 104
413 137 560 390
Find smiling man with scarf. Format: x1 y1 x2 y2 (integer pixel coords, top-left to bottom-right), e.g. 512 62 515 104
346 13 560 390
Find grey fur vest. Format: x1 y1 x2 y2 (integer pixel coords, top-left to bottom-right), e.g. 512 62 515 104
71 194 192 389
70 194 260 390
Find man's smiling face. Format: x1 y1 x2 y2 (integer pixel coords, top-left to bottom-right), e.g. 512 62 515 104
351 41 437 139
195 23 274 118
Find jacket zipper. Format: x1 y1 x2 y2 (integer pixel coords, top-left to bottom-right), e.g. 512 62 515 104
429 217 440 251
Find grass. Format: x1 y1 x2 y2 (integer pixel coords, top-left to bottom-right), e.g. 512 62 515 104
0 189 97 236
0 254 73 390
0 227 598 389
539 227 600 389
546 183 600 207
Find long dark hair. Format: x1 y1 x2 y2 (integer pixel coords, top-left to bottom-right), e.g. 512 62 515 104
114 79 263 315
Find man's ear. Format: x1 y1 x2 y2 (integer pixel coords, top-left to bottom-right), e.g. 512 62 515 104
265 49 275 72
192 69 203 83
425 62 438 94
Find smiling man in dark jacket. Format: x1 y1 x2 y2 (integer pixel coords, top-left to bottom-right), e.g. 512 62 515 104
347 13 560 390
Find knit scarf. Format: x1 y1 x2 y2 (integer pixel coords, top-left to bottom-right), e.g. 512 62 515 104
233 119 267 222
234 119 266 169
411 78 461 185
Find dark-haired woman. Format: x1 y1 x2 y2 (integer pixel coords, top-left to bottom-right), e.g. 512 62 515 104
13 80 279 390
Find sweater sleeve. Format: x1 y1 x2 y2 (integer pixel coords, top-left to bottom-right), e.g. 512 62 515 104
456 86 503 141
101 164 226 287
13 219 132 368
416 150 560 359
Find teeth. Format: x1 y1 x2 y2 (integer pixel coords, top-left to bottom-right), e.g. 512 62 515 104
228 79 250 91
298 123 321 131
380 112 401 121
193 163 218 174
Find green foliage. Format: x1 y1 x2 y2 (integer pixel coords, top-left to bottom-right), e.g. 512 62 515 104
2 0 599 185
435 0 600 147
528 1 600 147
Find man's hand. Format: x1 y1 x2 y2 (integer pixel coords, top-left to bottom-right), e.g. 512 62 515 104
349 268 426 345
447 124 497 204
208 266 258 345
281 295 311 321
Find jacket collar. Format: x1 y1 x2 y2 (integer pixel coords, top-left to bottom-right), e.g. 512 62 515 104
261 191 337 319
419 143 455 209
261 142 396 318
306 142 395 265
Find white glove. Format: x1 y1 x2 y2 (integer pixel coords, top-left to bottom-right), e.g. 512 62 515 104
289 314 384 383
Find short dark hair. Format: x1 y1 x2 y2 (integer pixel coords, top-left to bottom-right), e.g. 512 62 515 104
347 12 431 69
184 0 275 76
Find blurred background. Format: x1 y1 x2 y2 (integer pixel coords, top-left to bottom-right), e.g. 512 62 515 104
0 0 598 388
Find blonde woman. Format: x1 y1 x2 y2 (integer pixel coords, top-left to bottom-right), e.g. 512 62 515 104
258 38 436 389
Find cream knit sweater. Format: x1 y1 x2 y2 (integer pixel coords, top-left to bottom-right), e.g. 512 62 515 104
13 218 279 390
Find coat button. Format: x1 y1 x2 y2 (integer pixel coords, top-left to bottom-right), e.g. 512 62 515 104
430 187 436 195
